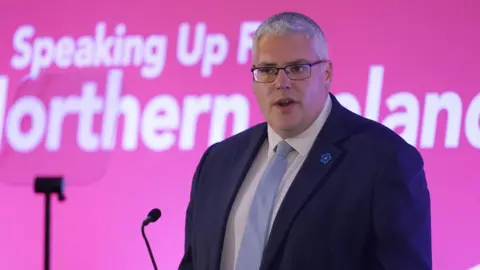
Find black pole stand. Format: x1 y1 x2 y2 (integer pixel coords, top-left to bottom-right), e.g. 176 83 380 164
34 176 66 270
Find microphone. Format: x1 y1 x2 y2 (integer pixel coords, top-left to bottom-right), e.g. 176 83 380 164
143 208 161 226
142 208 161 270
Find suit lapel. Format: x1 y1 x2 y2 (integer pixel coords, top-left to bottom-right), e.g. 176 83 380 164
261 95 351 270
212 123 267 270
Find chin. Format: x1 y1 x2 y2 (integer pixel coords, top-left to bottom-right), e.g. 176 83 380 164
271 121 300 134
267 111 301 132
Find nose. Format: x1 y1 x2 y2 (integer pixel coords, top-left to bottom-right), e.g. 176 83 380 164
274 69 291 89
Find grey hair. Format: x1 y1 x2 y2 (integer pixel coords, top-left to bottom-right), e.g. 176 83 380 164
252 12 328 60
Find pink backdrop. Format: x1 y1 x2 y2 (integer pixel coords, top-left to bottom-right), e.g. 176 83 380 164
0 0 479 269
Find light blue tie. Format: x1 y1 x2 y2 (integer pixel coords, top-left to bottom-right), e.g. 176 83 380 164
235 140 292 270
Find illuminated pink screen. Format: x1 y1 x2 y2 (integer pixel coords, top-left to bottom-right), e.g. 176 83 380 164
0 1 478 269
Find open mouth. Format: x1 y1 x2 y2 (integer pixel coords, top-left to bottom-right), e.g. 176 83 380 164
275 98 295 107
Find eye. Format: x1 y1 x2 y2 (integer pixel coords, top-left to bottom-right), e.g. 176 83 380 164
257 67 277 74
289 65 308 73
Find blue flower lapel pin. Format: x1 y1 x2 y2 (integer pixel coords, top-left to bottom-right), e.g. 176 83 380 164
320 153 332 164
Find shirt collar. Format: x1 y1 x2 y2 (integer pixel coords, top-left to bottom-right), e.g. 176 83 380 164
267 94 332 157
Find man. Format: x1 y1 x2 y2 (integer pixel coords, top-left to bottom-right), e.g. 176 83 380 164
179 11 432 270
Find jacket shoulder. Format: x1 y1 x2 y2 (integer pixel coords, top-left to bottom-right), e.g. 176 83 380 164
341 108 423 162
207 122 266 154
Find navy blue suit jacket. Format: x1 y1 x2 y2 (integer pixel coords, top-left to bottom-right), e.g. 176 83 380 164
179 93 432 270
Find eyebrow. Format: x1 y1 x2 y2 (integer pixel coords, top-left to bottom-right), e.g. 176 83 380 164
256 59 311 67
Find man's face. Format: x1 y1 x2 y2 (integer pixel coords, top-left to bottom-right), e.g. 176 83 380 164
252 33 332 138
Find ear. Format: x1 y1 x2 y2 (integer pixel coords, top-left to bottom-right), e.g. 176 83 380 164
324 62 333 88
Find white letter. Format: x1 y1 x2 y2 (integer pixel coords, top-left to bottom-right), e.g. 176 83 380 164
177 23 206 66
209 94 249 145
55 36 75 68
6 96 46 152
465 93 480 149
382 92 420 146
31 37 55 77
420 92 462 148
74 36 95 68
142 35 168 79
141 95 179 151
237 21 261 64
93 22 114 67
0 76 8 148
201 33 229 77
364 65 384 120
335 92 361 115
179 94 212 150
11 25 34 70
77 82 103 151
121 35 143 67
113 23 127 65
46 94 81 151
101 70 140 150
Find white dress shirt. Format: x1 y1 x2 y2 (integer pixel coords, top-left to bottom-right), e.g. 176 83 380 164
220 95 333 270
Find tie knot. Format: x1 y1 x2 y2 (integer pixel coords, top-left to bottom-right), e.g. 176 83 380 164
275 141 292 158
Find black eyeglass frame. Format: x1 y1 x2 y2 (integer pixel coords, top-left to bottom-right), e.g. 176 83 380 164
250 59 330 83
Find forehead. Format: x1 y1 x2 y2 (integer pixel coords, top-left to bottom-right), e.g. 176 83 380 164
253 33 317 65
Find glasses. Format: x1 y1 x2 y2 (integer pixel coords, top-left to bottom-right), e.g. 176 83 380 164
251 60 329 83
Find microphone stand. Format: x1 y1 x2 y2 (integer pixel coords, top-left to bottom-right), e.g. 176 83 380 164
142 224 158 270
34 177 66 270
45 193 51 270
